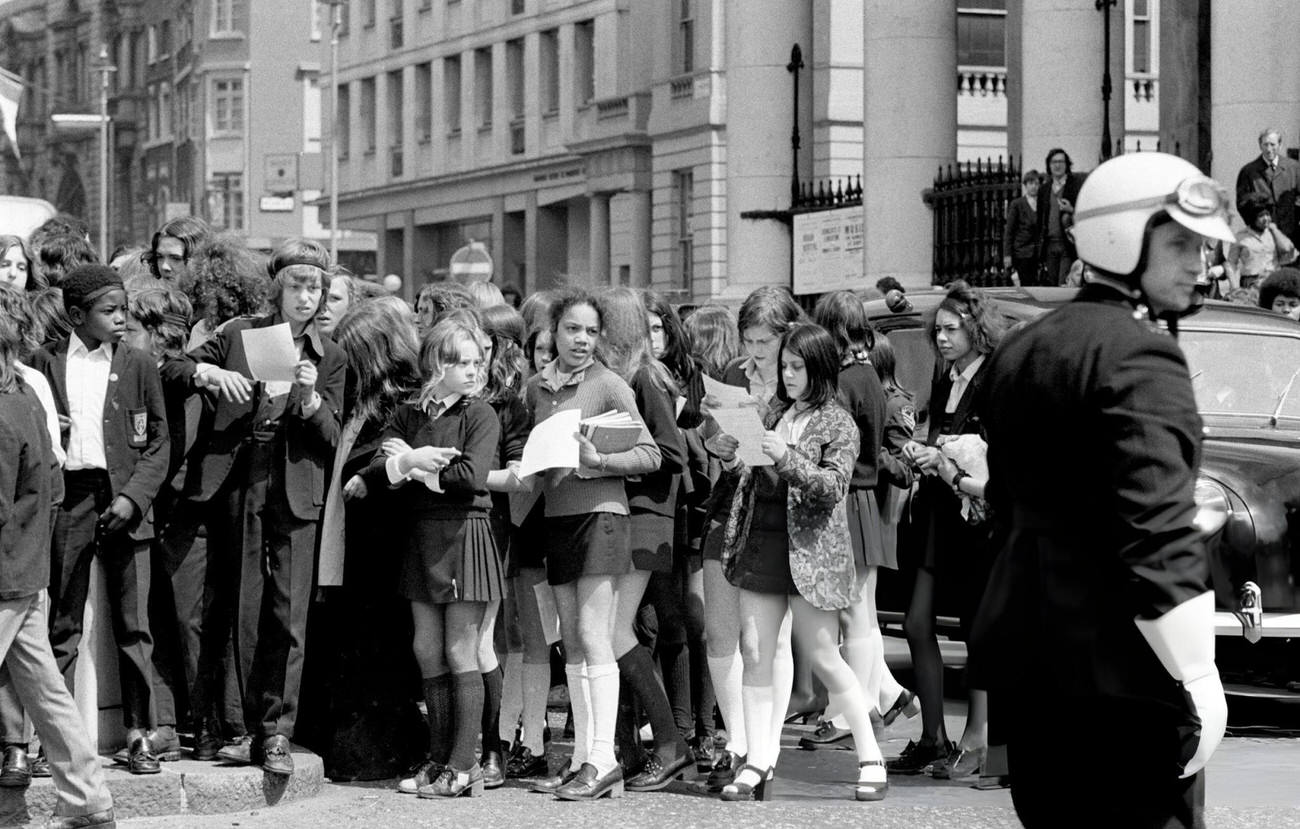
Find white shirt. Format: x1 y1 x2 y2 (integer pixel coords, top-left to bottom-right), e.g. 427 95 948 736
64 332 113 471
17 362 65 467
945 354 985 414
385 392 463 490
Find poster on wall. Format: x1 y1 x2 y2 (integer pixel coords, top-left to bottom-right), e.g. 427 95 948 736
793 206 864 295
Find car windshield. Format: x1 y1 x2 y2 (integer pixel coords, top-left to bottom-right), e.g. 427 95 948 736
1182 329 1300 422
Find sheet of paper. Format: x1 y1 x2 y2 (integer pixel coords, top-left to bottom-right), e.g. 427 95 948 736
241 323 299 383
533 580 562 645
518 408 581 478
508 478 542 527
708 405 774 467
703 374 755 409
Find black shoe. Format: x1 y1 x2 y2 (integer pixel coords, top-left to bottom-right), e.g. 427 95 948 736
798 719 853 750
625 751 694 792
260 735 293 776
126 735 161 775
44 808 116 829
528 763 578 794
397 758 443 794
506 746 548 779
689 734 715 771
554 762 623 800
192 724 224 761
481 750 505 789
886 739 951 775
705 751 741 793
29 749 49 778
216 735 253 765
880 688 921 727
0 745 30 788
417 763 484 798
719 764 772 802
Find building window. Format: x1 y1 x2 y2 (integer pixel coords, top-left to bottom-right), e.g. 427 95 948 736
541 28 559 114
674 169 694 291
208 173 244 230
956 0 1006 68
677 0 694 75
176 80 190 140
510 0 525 14
337 83 351 158
147 83 159 139
507 38 524 121
159 81 172 137
389 0 403 48
160 20 172 57
212 0 245 35
1132 0 1151 74
362 0 376 27
474 47 492 129
415 62 432 142
360 76 376 152
387 69 404 147
211 78 244 133
304 76 322 152
147 26 158 63
444 55 462 135
339 0 350 35
574 19 594 105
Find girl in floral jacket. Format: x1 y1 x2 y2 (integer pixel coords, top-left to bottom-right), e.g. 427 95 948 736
713 323 887 803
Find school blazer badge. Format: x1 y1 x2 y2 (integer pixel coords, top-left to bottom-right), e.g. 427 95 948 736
132 410 148 440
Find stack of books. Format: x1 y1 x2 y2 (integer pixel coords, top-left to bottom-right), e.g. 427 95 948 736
580 410 642 453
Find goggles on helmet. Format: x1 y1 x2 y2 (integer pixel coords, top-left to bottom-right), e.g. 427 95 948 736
1072 175 1229 224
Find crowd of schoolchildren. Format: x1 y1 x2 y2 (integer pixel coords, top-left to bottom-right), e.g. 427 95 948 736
0 213 1005 826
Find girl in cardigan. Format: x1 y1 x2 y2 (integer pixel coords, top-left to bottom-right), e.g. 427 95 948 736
523 291 661 801
713 323 887 802
370 319 504 799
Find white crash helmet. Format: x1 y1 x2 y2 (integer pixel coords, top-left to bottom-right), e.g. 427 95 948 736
1071 152 1235 278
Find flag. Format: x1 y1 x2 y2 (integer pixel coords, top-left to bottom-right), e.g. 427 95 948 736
0 68 22 160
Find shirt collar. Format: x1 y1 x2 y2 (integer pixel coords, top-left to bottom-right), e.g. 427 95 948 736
432 392 462 413
541 357 594 392
69 331 112 359
271 312 325 359
949 354 985 385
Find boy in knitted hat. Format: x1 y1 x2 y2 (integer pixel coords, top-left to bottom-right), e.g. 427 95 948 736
30 264 170 775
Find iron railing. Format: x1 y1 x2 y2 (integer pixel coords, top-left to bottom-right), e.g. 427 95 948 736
924 156 1021 287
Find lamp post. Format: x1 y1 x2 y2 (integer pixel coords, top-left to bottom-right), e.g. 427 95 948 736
51 45 115 260
325 0 344 262
1097 0 1118 161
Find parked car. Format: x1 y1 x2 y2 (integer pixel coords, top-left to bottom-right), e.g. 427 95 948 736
868 286 1300 693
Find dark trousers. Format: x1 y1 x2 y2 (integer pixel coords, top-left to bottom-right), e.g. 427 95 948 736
1012 256 1040 285
48 470 156 731
1041 240 1071 286
200 439 317 741
1001 690 1205 828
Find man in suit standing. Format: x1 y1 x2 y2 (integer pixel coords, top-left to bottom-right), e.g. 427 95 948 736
972 153 1230 828
1036 149 1087 286
1003 170 1042 285
1236 127 1300 244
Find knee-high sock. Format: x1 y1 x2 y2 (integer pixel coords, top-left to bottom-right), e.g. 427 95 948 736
449 671 485 770
706 652 746 758
770 619 794 755
827 684 882 762
658 641 694 742
618 645 684 758
585 662 620 775
520 660 551 755
499 652 524 746
740 683 776 771
564 662 591 769
480 666 503 757
831 635 877 729
422 674 453 764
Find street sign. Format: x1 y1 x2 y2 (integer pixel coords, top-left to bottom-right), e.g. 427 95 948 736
264 153 299 194
449 240 493 283
260 195 294 212
793 206 864 295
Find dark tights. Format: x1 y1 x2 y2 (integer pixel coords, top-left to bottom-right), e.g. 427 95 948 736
902 567 947 746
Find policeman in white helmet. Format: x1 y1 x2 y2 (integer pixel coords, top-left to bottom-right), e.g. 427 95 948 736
969 152 1231 829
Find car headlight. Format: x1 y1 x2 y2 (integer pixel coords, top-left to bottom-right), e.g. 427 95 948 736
1193 477 1231 535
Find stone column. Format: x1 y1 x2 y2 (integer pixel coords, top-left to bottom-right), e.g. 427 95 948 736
1007 0 1124 175
588 192 610 283
863 1 956 290
1209 1 1300 188
721 0 812 301
628 189 652 287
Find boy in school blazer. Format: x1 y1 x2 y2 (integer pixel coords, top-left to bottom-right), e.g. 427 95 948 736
31 265 170 775
161 258 344 775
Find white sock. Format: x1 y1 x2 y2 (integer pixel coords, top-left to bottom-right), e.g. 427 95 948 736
832 635 876 728
520 661 551 755
499 652 524 746
769 612 794 754
706 651 747 758
740 683 775 772
565 662 591 769
828 685 882 762
585 662 620 775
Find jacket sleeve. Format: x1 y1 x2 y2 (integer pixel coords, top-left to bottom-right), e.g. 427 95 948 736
363 404 413 488
1098 333 1210 620
166 322 234 388
635 370 685 476
774 407 858 509
500 394 529 464
119 356 170 517
877 395 917 489
438 403 501 495
296 346 345 453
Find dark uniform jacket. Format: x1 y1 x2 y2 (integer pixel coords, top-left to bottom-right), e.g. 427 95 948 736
1036 172 1087 262
0 384 58 599
1236 154 1300 243
32 338 170 542
162 313 345 522
969 283 1210 709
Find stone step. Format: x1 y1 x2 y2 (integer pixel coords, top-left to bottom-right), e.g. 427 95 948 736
0 746 323 826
